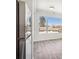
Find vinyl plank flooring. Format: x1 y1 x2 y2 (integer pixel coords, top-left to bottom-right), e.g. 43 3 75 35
34 39 62 59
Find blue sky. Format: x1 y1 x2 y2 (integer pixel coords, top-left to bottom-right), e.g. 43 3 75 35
45 16 62 25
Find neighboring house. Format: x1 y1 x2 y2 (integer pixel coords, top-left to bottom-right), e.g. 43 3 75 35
40 25 62 32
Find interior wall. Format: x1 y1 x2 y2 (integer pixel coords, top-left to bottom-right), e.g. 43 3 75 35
19 2 26 59
19 2 25 38
34 33 62 41
36 10 62 18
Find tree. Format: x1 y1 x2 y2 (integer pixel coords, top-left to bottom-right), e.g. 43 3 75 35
39 16 46 27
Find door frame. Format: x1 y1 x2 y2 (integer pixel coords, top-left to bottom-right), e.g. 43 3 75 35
16 0 19 59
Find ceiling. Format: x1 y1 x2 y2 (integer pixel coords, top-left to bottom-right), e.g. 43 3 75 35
36 0 62 13
36 0 62 18
19 0 62 18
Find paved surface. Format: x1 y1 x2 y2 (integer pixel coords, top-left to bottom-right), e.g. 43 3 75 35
34 39 62 59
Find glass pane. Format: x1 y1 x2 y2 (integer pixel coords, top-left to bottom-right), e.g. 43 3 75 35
25 5 32 35
25 3 32 59
45 16 62 33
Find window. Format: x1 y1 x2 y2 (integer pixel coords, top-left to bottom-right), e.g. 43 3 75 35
39 16 62 33
46 16 62 33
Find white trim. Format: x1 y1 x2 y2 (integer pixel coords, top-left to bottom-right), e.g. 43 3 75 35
18 0 26 2
32 0 36 59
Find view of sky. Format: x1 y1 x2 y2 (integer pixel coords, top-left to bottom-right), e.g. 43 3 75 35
45 16 62 26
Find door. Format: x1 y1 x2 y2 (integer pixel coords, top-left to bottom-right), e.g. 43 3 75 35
18 0 62 59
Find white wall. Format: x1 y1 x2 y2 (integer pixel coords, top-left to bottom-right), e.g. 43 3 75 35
34 33 62 41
